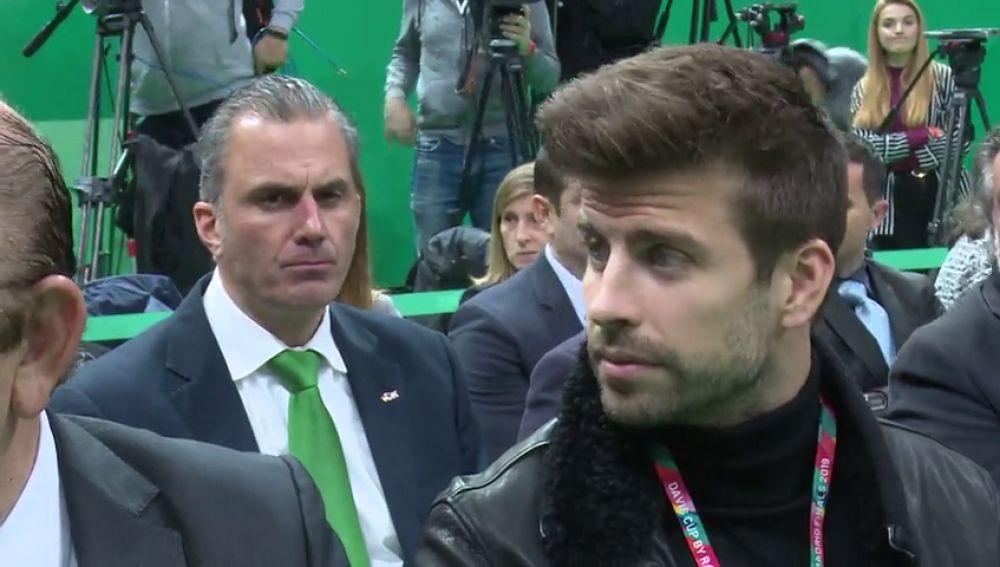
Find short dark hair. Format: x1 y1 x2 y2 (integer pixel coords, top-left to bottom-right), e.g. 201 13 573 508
842 134 886 205
533 146 567 212
536 44 847 278
0 101 76 351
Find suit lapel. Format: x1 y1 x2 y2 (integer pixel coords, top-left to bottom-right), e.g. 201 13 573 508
867 263 915 348
529 253 584 339
329 307 421 557
821 292 889 384
164 277 258 452
51 415 187 567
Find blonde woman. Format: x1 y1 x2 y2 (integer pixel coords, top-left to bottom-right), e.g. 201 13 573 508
474 162 550 288
851 0 970 250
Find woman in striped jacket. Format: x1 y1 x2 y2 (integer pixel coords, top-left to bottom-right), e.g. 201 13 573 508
851 0 970 250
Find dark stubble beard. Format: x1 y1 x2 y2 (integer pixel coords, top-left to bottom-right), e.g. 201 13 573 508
592 287 777 429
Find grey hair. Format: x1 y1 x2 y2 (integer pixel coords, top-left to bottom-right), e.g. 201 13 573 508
197 75 360 203
949 126 1000 241
971 127 1000 230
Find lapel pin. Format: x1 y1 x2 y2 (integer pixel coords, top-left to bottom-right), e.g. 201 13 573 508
380 390 400 403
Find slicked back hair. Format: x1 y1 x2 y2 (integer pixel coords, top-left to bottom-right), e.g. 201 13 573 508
0 101 76 352
536 43 847 279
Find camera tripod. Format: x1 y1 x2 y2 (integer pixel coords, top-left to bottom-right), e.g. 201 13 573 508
460 38 538 206
24 0 195 284
931 45 991 246
656 0 743 47
882 33 994 246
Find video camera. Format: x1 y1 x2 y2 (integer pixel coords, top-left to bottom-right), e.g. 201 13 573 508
81 0 141 17
736 3 805 55
925 28 999 91
473 0 542 44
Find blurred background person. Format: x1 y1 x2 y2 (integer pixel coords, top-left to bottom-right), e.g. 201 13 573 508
132 0 304 149
384 0 560 251
851 0 970 251
471 162 549 292
935 127 1000 310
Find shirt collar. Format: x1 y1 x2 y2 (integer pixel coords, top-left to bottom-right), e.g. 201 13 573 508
203 268 347 382
544 245 586 325
840 263 873 295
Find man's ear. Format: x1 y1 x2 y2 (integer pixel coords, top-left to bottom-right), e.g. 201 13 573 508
773 238 836 329
871 199 889 231
532 194 556 233
193 201 223 260
11 275 86 418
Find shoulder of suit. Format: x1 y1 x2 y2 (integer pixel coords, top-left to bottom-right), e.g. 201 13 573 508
868 260 931 289
332 302 447 345
63 414 296 487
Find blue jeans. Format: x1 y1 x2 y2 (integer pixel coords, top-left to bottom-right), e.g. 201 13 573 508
411 134 514 251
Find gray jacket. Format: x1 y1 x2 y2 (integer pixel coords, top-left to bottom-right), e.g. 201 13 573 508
385 0 560 144
131 0 304 116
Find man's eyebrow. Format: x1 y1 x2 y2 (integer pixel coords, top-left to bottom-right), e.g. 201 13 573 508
245 178 351 196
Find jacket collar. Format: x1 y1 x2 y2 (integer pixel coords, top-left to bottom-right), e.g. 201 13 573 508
51 415 186 567
982 268 1000 318
539 337 917 566
163 274 258 452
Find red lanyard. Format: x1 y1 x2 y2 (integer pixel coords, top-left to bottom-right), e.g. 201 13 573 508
650 397 838 567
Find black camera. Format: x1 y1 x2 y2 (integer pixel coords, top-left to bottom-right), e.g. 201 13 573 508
925 28 999 91
473 0 541 44
737 3 805 53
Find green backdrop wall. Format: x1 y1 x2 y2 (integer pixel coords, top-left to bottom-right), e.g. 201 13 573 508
1 0 997 287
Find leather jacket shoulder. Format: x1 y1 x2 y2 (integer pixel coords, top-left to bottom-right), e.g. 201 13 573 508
415 423 553 566
415 420 1000 567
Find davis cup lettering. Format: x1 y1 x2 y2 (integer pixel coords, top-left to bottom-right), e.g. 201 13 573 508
652 398 837 567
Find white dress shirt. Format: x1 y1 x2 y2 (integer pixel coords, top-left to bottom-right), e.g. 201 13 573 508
203 270 403 566
0 412 77 567
545 245 586 325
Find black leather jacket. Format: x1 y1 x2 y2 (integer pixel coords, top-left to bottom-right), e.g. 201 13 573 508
416 342 1000 566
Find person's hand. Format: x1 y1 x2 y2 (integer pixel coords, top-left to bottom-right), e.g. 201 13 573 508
385 98 417 146
254 31 289 75
500 6 534 57
928 126 945 139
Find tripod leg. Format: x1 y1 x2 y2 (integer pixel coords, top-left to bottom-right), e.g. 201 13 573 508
508 66 536 162
77 32 106 283
498 64 521 168
723 0 742 47
973 91 992 131
139 13 198 139
461 61 497 205
689 0 701 44
931 94 968 245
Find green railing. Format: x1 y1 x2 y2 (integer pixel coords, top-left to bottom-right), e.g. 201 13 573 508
81 247 950 342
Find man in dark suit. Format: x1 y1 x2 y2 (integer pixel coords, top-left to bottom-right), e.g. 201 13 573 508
0 99 345 566
887 127 1000 487
517 330 584 439
814 134 942 398
449 148 587 461
50 76 480 566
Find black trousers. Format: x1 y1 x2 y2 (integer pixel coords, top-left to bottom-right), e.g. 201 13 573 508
872 172 940 251
133 99 224 150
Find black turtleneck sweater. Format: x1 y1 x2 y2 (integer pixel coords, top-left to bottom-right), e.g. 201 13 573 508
654 369 869 566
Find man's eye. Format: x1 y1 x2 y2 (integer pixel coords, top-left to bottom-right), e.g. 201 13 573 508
647 245 687 269
585 236 609 269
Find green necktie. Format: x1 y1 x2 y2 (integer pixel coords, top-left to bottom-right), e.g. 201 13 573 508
268 349 371 567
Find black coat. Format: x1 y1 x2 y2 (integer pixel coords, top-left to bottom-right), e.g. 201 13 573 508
416 338 1000 566
887 268 1000 488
